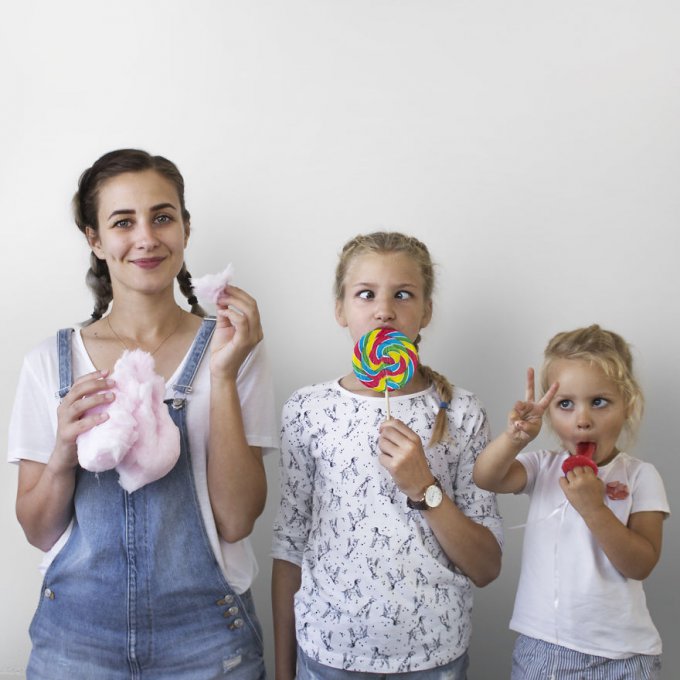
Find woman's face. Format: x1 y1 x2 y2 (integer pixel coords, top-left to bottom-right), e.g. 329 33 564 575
87 169 189 299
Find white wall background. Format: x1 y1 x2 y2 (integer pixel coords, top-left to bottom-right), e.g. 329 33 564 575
1 1 678 678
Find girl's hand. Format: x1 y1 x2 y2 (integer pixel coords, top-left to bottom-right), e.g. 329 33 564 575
54 370 114 472
210 286 264 380
378 419 434 500
559 466 606 518
506 368 558 444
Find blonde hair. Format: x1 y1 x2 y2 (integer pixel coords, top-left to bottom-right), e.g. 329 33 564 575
335 231 452 446
540 324 644 438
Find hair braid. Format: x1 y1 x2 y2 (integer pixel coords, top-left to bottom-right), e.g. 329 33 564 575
73 149 195 324
177 263 206 317
418 364 454 446
414 331 453 446
336 232 452 445
84 254 113 324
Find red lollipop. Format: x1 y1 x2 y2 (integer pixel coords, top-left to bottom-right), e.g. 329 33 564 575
561 442 598 475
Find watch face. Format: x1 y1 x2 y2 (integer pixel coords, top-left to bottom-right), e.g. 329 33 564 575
425 484 443 508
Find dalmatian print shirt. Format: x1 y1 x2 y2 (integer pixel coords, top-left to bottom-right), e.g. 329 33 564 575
272 380 503 673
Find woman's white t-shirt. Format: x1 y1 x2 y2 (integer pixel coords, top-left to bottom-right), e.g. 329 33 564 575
8 327 279 593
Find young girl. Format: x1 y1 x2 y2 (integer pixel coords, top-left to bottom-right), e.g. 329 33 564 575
473 325 669 679
8 149 278 679
272 232 503 679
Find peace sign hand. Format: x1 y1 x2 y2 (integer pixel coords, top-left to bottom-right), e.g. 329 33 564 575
506 368 558 445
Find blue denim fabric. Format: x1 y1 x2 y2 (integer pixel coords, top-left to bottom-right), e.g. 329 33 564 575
296 646 469 680
511 634 662 680
27 321 265 680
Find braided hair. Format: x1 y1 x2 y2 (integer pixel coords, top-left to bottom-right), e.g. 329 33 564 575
73 149 205 323
335 231 452 446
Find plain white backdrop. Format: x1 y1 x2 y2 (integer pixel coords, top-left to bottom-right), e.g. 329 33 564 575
1 1 678 678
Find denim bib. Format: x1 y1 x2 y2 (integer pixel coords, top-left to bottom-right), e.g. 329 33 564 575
27 319 265 680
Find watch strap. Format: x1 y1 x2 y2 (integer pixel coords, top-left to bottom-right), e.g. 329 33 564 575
406 477 441 510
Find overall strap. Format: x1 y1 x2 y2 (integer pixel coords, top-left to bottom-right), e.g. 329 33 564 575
171 318 216 406
56 328 75 399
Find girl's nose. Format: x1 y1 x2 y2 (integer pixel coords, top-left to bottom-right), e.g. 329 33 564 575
576 407 592 429
136 220 160 248
374 299 395 322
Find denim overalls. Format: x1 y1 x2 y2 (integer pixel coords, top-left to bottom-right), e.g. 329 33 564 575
27 319 266 680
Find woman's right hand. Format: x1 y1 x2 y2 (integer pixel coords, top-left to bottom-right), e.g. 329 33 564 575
53 370 115 471
506 368 558 444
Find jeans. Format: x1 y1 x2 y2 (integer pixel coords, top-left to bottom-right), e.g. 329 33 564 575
27 321 265 680
297 646 469 680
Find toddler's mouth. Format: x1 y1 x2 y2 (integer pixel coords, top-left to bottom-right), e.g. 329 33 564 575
576 442 596 458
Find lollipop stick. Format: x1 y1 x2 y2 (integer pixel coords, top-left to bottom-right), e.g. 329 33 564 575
385 389 391 420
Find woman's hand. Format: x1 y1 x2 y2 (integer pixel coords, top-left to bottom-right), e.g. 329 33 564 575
17 369 114 551
53 370 115 472
378 419 434 500
210 286 263 380
506 368 558 445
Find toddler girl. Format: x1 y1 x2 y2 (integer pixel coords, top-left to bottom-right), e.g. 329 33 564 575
473 324 669 679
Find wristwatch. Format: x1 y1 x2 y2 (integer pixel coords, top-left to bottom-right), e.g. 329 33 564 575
406 478 443 510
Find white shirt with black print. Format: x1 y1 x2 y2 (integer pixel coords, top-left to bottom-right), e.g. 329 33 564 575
272 380 503 673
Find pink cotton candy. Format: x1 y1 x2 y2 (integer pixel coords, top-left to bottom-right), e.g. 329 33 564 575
77 350 180 493
191 264 235 304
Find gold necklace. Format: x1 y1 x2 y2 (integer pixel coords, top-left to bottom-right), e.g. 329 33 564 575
106 307 184 356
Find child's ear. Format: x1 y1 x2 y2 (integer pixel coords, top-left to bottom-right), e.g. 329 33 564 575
335 300 348 328
420 299 433 329
183 220 191 247
85 227 105 260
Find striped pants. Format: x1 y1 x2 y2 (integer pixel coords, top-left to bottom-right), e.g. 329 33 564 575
511 635 661 680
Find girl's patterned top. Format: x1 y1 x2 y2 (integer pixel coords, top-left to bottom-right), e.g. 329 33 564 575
272 380 503 672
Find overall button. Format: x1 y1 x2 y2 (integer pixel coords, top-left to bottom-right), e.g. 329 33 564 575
229 618 244 630
44 588 55 600
227 606 239 616
216 594 235 606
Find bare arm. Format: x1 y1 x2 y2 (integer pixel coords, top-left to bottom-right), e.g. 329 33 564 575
16 370 115 550
378 419 501 586
560 468 664 579
422 495 501 586
272 559 301 680
207 286 267 543
473 368 558 494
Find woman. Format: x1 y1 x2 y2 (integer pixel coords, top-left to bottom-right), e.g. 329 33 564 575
9 149 277 679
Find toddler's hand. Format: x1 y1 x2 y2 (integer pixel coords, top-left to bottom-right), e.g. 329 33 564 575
506 368 558 445
559 466 606 517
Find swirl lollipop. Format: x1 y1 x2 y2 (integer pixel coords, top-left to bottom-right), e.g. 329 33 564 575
352 327 419 418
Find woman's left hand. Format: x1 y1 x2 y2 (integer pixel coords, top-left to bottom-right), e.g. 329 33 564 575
378 419 434 500
210 285 263 379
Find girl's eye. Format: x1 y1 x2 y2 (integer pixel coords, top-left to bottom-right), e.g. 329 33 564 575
557 399 573 409
155 214 171 224
357 290 374 300
113 219 132 229
592 397 609 408
395 290 413 300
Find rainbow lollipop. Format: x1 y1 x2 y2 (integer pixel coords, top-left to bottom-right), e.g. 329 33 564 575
352 327 419 418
